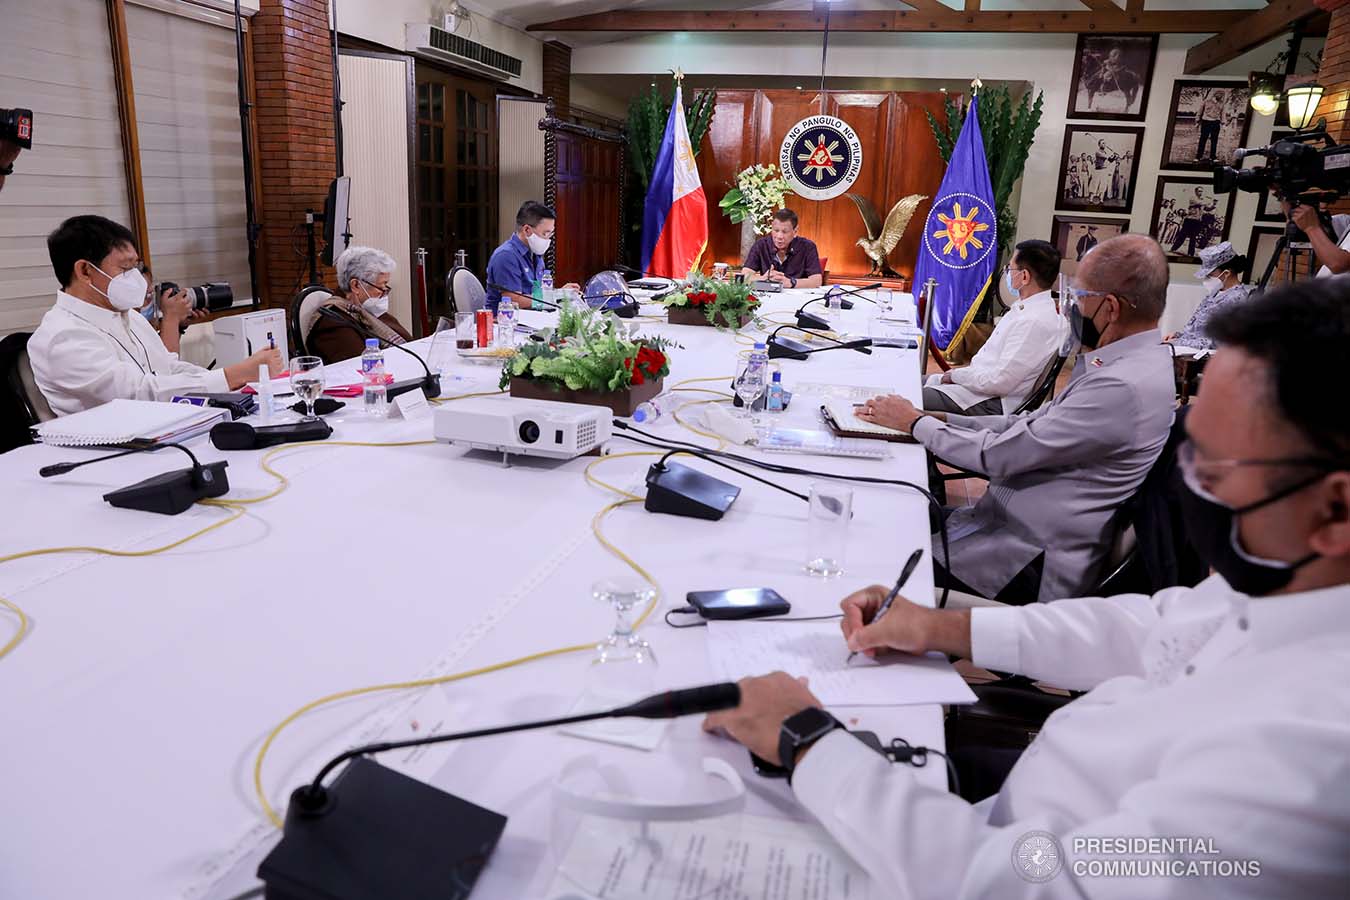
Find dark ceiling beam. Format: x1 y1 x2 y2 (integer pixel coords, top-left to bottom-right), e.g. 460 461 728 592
528 8 1250 35
1184 0 1320 74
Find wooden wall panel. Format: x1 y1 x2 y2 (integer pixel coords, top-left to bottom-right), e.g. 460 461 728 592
694 88 949 281
553 131 621 285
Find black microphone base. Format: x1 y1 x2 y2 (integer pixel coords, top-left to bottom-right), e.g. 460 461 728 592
768 337 812 361
258 757 507 900
795 311 831 331
387 374 441 401
645 461 741 520
102 461 229 515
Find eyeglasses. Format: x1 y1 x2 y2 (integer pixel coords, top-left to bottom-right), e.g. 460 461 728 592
360 279 392 297
1177 438 1344 495
1063 284 1136 309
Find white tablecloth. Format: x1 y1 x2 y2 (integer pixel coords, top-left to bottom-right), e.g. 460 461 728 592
0 289 945 899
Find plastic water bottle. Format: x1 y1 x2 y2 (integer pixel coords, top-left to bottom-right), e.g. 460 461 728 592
540 270 555 308
496 295 516 346
631 392 678 425
360 338 387 418
748 341 769 375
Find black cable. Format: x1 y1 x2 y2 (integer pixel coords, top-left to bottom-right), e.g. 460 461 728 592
885 737 960 797
654 448 810 503
610 424 951 608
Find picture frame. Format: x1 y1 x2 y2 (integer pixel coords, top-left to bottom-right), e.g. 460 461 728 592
1056 125 1145 214
1150 176 1237 264
1245 226 1284 285
1051 215 1130 267
1159 80 1253 172
1066 33 1159 122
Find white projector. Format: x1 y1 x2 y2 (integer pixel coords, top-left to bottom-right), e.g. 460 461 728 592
433 396 612 460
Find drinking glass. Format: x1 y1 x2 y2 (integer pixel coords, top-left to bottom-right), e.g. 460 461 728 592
427 316 455 374
877 287 894 314
586 577 659 733
454 311 476 355
288 356 324 422
733 368 765 420
804 482 852 577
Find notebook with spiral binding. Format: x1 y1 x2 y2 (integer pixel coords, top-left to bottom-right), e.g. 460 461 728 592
33 398 226 448
820 401 917 444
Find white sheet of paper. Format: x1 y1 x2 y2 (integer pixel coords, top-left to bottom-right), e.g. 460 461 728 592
391 388 431 421
705 620 975 706
543 812 870 900
557 692 669 751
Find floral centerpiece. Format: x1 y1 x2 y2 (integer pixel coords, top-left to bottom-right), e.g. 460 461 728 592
501 303 675 416
718 163 793 235
663 273 760 329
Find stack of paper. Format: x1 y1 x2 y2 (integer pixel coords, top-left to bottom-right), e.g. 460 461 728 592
33 398 226 449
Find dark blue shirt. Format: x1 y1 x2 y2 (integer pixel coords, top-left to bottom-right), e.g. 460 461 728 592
742 235 822 282
484 234 543 312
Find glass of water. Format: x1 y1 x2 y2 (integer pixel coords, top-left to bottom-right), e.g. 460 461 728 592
289 356 324 422
427 316 455 374
733 367 766 420
805 482 853 577
877 287 894 314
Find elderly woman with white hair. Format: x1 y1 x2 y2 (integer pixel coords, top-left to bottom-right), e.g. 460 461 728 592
304 245 413 364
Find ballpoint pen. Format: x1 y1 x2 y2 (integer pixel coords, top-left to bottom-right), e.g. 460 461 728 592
847 547 925 664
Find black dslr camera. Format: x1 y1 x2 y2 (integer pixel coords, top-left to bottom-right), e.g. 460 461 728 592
0 108 33 148
1213 131 1350 203
157 281 235 313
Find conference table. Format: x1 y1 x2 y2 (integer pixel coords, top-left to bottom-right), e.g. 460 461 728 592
0 287 948 899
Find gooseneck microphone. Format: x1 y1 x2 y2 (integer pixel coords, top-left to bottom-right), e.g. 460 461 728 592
795 282 884 329
314 305 441 400
39 441 229 515
488 281 559 310
257 682 741 897
766 324 873 361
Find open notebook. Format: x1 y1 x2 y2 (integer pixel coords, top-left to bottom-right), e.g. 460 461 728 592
33 398 227 448
820 400 916 444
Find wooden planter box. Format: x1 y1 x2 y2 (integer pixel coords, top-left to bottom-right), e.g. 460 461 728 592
666 305 754 329
509 375 664 417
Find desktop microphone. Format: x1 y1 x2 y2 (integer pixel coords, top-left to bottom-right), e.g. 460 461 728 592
258 682 740 900
39 442 229 515
822 281 884 310
793 282 884 328
313 306 441 400
210 418 332 450
765 324 873 361
487 281 559 310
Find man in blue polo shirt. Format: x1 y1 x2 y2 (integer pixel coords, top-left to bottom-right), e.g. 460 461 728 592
484 200 579 312
740 208 824 289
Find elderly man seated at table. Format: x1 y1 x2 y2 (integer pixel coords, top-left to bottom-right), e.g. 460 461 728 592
29 215 281 416
1164 241 1255 350
857 234 1174 603
302 246 413 364
740 208 824 289
923 239 1066 416
702 279 1350 899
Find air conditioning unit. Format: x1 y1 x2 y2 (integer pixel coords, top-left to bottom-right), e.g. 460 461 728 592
405 24 522 81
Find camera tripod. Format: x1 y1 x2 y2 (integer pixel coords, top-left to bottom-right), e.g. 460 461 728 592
1256 221 1317 291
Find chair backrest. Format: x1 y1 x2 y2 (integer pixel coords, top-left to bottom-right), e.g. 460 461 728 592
289 285 331 356
446 266 487 315
1012 352 1067 415
0 332 54 453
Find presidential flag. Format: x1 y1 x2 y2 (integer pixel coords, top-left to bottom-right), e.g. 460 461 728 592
641 84 708 278
914 94 998 355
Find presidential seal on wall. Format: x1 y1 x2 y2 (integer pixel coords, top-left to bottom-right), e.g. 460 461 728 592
780 115 863 201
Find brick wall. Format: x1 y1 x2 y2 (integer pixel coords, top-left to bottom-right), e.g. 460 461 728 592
542 41 572 118
252 0 337 307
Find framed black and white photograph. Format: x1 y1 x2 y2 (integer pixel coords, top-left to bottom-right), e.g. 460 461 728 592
1246 227 1284 284
1254 130 1294 222
1066 33 1159 121
1052 215 1130 267
1056 125 1144 214
1159 80 1253 171
1150 176 1237 263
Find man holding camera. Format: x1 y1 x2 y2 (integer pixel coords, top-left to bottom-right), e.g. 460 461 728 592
1285 199 1350 278
139 275 207 356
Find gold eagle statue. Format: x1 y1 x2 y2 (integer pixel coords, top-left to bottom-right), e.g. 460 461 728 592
847 193 928 277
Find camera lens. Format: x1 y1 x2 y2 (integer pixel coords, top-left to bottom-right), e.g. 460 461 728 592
186 283 233 311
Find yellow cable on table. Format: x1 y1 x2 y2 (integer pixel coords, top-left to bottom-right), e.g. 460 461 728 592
0 595 31 662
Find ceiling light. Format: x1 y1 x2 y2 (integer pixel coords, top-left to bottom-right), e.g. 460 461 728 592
1286 83 1324 130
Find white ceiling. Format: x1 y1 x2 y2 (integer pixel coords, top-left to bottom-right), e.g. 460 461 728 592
467 0 1267 30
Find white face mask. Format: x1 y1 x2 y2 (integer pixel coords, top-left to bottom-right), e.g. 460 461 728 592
1203 276 1223 294
91 264 149 312
1005 269 1020 296
526 232 552 256
360 286 390 318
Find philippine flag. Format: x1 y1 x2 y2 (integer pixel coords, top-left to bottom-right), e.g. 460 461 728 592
640 84 708 278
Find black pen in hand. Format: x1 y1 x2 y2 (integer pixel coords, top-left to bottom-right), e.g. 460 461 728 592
846 548 925 664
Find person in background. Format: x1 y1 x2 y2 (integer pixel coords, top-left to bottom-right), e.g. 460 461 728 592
1195 89 1226 161
137 269 204 356
857 234 1175 603
700 281 1350 900
922 239 1064 416
1075 225 1098 259
1284 197 1350 278
1165 241 1254 349
28 215 280 417
740 208 824 289
1170 187 1216 258
484 201 580 312
304 245 412 365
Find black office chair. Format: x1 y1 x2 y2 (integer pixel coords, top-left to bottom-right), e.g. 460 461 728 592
928 351 1067 505
289 284 331 356
445 266 486 317
1 332 55 453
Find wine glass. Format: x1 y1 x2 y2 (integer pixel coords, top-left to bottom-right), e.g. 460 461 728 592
289 355 324 422
733 367 765 421
586 577 658 734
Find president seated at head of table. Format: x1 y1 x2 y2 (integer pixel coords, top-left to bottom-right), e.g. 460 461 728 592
740 209 823 290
